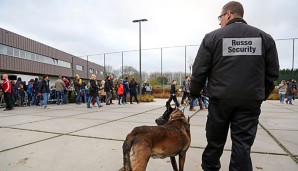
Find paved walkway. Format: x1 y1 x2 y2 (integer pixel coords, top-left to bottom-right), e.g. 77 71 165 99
0 99 297 171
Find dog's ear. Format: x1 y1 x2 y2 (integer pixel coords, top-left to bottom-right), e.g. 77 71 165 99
188 116 190 123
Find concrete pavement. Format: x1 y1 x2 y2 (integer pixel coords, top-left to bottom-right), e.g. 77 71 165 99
0 99 297 171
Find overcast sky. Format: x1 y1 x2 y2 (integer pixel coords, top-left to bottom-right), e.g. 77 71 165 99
0 0 298 73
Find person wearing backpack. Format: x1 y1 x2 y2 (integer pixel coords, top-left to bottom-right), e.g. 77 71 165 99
27 79 34 106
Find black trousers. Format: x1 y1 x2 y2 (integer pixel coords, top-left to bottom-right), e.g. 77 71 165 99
202 99 261 171
130 92 139 103
167 94 179 107
181 91 190 104
122 92 127 103
4 92 13 109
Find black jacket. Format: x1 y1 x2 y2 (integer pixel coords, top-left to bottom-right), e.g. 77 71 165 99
191 18 279 101
104 79 111 92
39 80 50 94
129 82 138 93
170 84 177 95
89 80 99 97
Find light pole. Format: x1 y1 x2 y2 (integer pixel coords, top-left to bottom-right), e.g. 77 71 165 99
133 19 147 97
87 55 89 79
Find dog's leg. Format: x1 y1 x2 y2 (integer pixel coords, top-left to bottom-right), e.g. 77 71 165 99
131 144 151 171
178 151 187 171
123 134 134 171
170 156 178 171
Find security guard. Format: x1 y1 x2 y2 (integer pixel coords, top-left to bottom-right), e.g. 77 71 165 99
190 1 279 171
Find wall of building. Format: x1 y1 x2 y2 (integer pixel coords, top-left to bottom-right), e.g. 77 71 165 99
0 28 104 80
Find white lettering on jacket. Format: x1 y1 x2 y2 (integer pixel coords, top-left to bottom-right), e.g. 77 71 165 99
222 37 262 56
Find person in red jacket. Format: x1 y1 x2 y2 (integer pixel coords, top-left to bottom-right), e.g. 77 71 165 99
62 77 70 104
1 74 13 111
117 79 124 105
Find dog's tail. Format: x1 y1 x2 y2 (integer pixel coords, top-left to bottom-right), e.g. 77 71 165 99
122 133 134 171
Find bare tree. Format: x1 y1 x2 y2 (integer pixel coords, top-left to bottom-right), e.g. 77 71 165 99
188 57 194 75
122 66 139 80
113 69 121 80
105 65 114 75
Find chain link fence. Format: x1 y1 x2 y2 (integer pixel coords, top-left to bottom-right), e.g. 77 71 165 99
82 38 298 86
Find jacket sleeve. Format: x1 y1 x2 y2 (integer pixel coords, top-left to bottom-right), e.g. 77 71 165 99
39 81 43 93
264 35 279 100
190 35 213 95
62 81 66 89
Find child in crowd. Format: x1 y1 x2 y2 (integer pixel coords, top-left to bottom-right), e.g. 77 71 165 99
118 79 124 105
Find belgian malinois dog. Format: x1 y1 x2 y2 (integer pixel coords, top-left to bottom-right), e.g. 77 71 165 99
122 102 191 171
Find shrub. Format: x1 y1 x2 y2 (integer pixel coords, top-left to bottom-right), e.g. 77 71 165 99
127 94 155 102
267 93 279 100
152 88 170 94
139 94 155 102
69 90 76 103
154 92 170 99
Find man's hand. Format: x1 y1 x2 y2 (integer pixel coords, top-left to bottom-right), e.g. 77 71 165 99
190 91 201 99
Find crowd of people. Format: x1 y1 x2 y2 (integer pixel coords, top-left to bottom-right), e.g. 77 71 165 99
0 73 149 111
167 76 209 112
277 79 297 105
0 74 71 110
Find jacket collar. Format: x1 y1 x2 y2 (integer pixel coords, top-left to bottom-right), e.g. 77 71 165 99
226 18 247 26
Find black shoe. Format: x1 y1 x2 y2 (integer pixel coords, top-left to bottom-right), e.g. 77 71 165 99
3 108 12 111
106 103 110 105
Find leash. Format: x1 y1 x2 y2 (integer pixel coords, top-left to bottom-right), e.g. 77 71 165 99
181 103 189 113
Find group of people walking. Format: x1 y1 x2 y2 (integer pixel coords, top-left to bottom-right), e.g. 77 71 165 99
167 76 209 111
0 73 142 111
278 79 297 105
0 74 71 110
71 74 141 109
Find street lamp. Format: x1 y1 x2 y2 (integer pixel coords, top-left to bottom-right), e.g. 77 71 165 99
132 19 148 97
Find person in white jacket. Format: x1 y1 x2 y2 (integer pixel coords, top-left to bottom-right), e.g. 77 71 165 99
278 80 287 104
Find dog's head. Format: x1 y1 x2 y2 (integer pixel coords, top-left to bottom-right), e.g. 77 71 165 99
155 102 174 125
168 108 190 125
163 101 174 119
155 102 190 125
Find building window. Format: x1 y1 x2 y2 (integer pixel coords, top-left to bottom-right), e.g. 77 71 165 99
96 70 98 74
7 46 13 56
20 50 25 58
53 58 57 65
25 51 31 60
0 43 72 69
89 68 94 74
76 65 84 71
31 53 36 61
13 48 19 57
35 54 40 61
0 44 6 54
100 71 103 75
